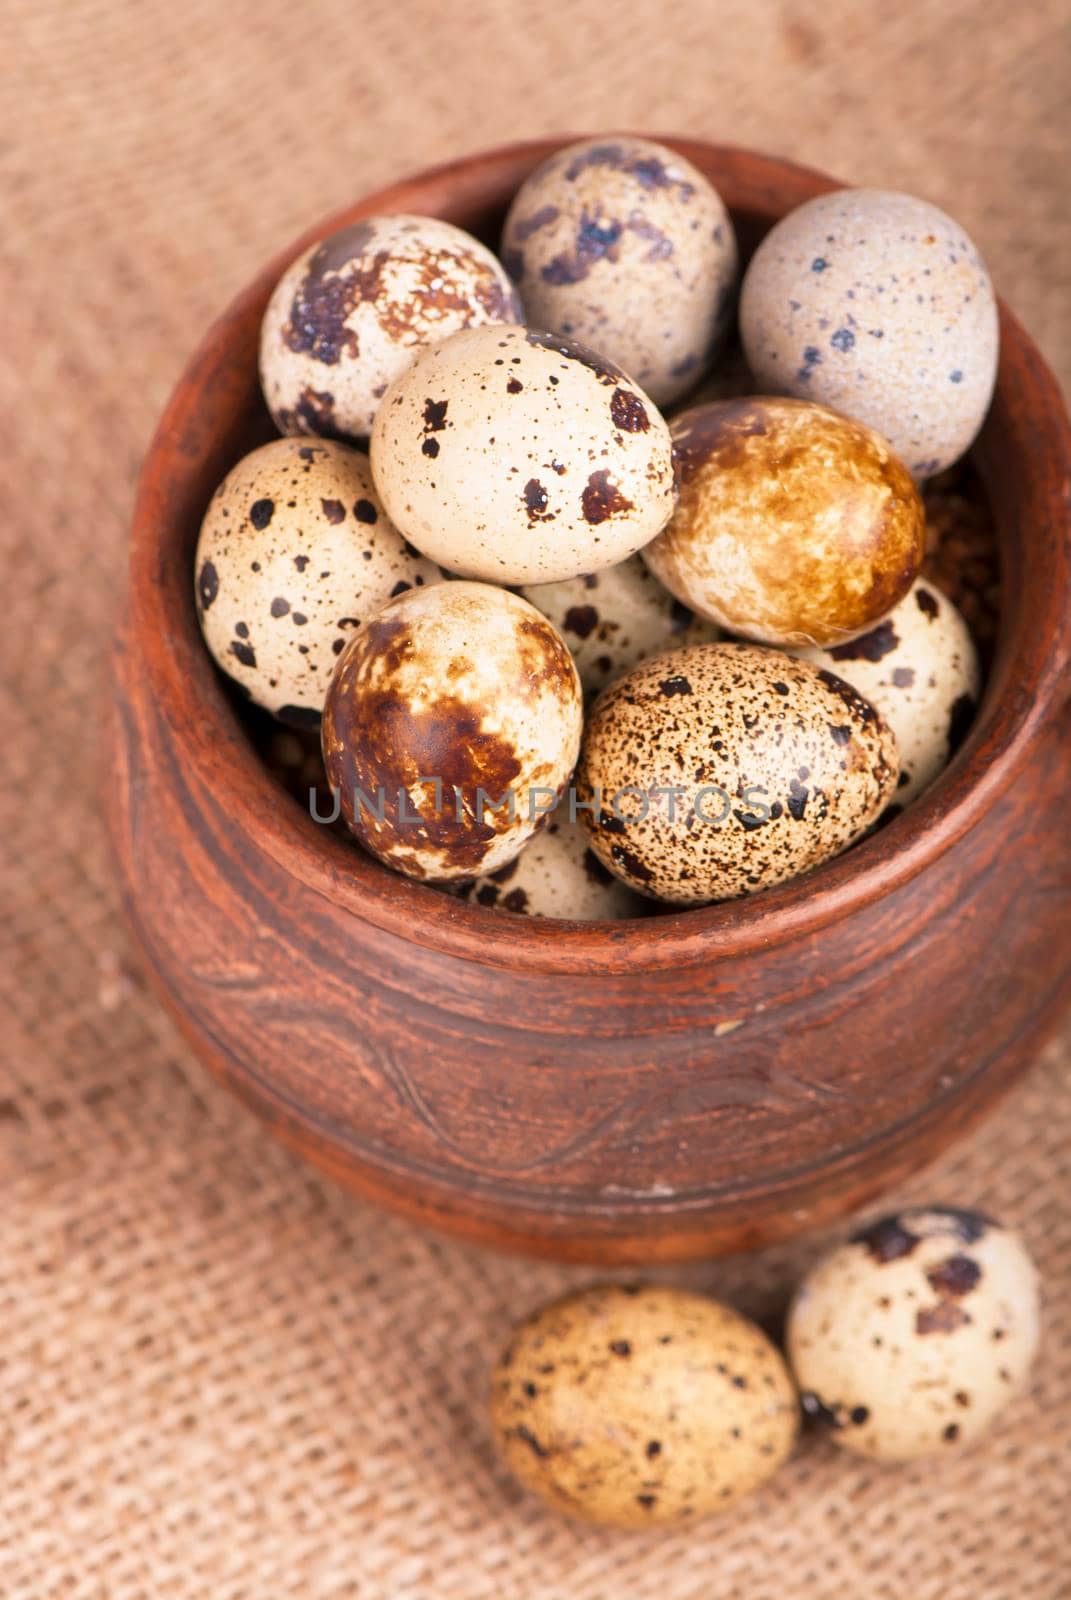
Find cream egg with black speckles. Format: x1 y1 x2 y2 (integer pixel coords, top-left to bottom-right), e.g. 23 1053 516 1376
194 437 442 725
787 1206 1040 1462
643 396 925 648
449 814 645 920
490 1284 799 1528
789 578 981 810
259 214 522 444
521 554 721 697
576 642 900 905
369 324 677 585
740 189 999 478
322 581 582 881
501 136 738 407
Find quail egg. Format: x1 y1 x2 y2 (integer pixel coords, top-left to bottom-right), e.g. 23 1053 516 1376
739 189 999 478
490 1283 799 1528
369 324 677 585
787 1206 1041 1462
501 135 738 407
521 554 721 697
451 814 645 919
194 437 441 724
790 577 980 809
259 214 521 443
322 581 582 880
576 642 900 904
643 396 925 647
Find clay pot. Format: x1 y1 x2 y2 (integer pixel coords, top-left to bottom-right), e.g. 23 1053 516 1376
106 139 1071 1263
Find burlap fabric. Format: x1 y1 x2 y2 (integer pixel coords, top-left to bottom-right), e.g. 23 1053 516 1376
3 2 1070 1594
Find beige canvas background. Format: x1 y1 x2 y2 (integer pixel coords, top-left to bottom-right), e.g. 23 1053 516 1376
2 1 1070 1595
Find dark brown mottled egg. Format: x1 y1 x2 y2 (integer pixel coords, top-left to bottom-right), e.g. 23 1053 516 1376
194 437 441 724
322 581 582 880
490 1283 799 1528
369 324 676 584
259 214 521 443
576 642 900 904
787 1207 1040 1462
643 396 926 647
501 135 738 407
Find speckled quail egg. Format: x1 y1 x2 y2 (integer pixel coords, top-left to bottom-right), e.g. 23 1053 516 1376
259 214 521 443
789 577 980 810
369 324 677 585
490 1284 799 1528
451 814 645 919
521 554 721 697
194 437 442 724
501 136 738 407
576 642 900 904
322 581 582 880
643 397 925 648
787 1206 1041 1462
740 189 999 478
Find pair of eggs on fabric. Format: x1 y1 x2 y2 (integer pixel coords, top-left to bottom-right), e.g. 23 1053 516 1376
490 1207 1041 1529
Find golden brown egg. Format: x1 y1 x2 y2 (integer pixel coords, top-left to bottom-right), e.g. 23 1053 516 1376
643 396 925 647
490 1284 799 1528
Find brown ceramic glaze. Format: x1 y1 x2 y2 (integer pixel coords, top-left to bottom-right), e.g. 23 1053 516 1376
105 139 1071 1263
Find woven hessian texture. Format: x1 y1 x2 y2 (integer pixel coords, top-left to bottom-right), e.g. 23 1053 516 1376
2 2 1070 1595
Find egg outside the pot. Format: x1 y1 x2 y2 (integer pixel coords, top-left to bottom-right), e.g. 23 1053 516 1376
194 437 441 725
576 642 900 905
787 1206 1041 1462
789 578 981 811
369 324 677 586
643 396 926 648
321 581 582 881
259 213 521 444
490 1284 799 1528
501 135 738 407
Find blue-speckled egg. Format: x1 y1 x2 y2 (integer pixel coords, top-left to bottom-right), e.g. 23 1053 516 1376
739 190 999 478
